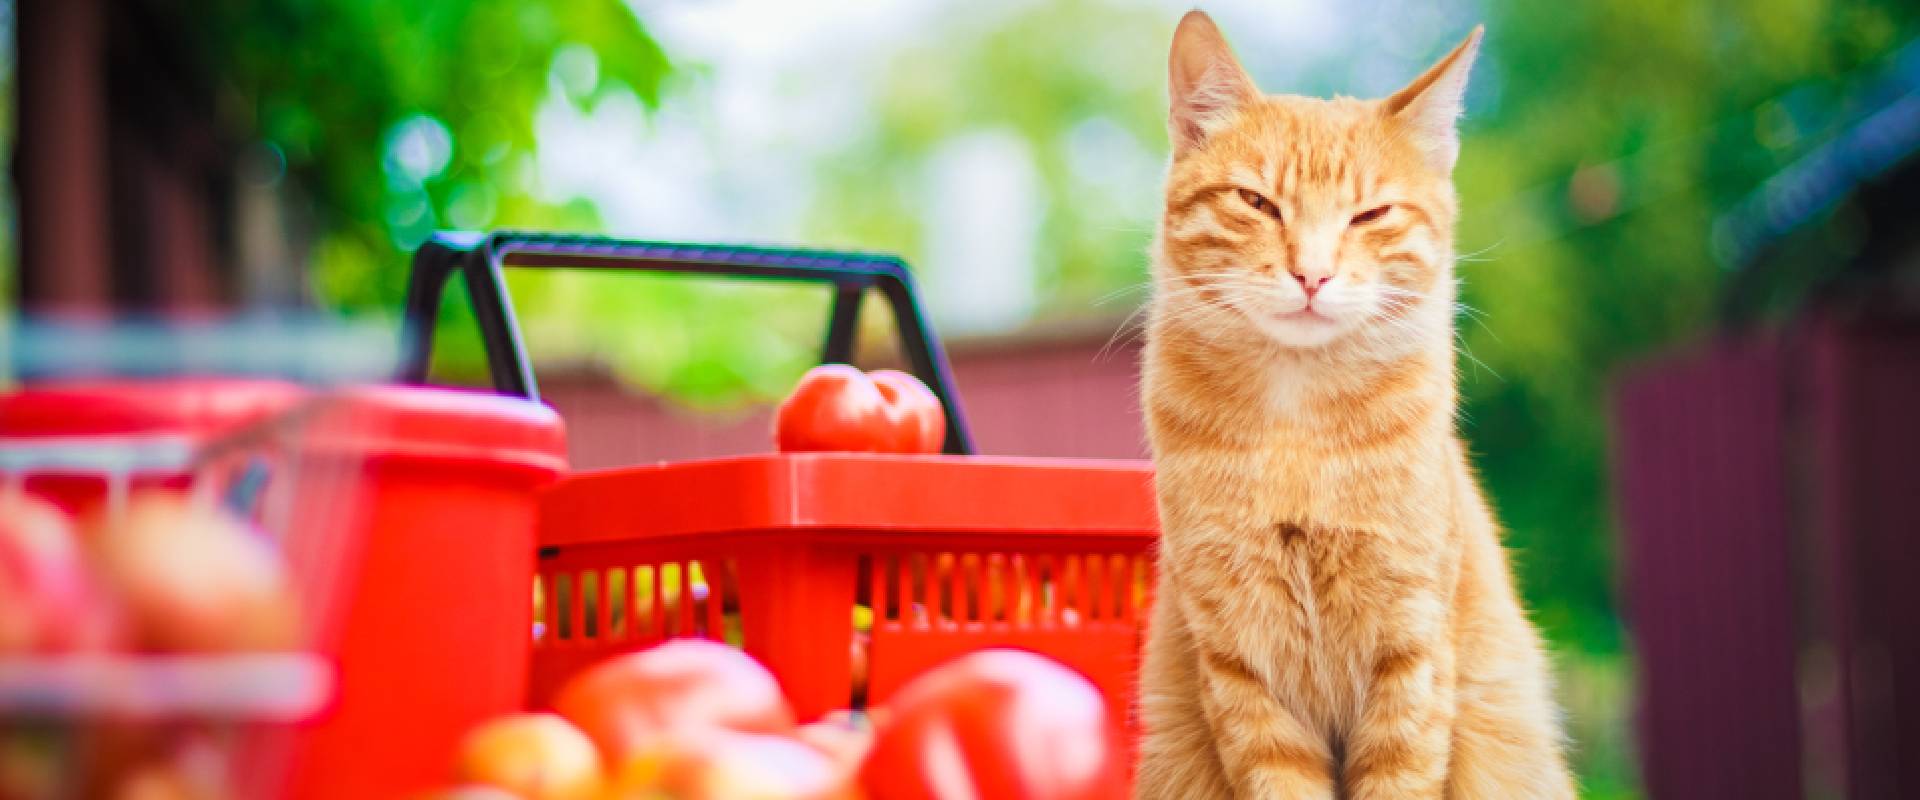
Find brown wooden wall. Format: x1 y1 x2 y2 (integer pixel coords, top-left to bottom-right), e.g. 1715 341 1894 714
541 332 1147 471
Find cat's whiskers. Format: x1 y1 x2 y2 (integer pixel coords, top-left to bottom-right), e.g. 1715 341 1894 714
1152 289 1245 341
1093 280 1154 307
1094 271 1277 362
1454 238 1505 264
1366 285 1500 379
1455 330 1501 380
1095 306 1152 363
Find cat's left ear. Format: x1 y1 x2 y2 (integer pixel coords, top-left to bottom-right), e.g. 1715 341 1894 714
1167 10 1256 155
1383 25 1483 174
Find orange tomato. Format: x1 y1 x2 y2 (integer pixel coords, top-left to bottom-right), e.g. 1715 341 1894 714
454 713 602 800
795 713 876 779
106 734 227 800
774 366 945 455
89 492 298 653
407 786 521 800
111 764 209 800
606 729 859 800
551 640 795 763
860 650 1123 800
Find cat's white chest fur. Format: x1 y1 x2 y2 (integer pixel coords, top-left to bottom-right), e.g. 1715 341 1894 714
1264 362 1318 413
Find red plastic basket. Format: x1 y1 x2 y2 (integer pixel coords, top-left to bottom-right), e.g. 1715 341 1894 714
400 233 1167 782
530 453 1158 735
0 379 568 798
0 389 374 798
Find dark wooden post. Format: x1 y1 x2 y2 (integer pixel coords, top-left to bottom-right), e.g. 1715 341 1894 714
13 0 115 313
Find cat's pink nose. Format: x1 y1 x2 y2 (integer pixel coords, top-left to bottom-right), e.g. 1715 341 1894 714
1293 270 1330 297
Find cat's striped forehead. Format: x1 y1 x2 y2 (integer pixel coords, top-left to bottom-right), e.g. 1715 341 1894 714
1202 96 1410 203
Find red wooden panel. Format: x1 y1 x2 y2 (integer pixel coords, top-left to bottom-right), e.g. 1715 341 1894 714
1614 337 1803 800
1806 315 1920 800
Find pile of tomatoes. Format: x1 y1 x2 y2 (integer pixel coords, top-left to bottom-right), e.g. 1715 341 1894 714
1 490 308 798
429 640 1125 800
0 490 301 659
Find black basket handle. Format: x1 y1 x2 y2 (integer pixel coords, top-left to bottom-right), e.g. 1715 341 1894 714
397 231 974 455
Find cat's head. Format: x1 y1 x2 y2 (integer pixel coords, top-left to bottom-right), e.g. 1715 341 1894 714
1153 10 1480 354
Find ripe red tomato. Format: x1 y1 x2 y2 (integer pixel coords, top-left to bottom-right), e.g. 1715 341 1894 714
774 365 946 455
551 640 796 763
860 649 1124 800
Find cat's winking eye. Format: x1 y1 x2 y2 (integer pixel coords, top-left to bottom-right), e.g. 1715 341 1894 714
1238 189 1282 222
1350 205 1392 226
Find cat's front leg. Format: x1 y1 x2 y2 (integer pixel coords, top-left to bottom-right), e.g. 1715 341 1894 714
1192 641 1337 798
1165 571 1337 800
1136 591 1233 800
1342 634 1457 799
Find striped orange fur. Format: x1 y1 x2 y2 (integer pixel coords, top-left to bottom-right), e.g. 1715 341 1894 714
1134 11 1575 799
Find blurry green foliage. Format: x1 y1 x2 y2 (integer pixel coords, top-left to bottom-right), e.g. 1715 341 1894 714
191 1 852 406
189 0 670 376
490 270 833 405
808 0 1171 314
1443 6 1916 793
1459 0 1919 656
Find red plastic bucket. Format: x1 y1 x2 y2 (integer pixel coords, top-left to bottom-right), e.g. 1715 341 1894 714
284 385 566 798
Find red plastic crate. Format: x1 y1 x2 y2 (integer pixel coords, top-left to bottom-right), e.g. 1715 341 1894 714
531 453 1158 733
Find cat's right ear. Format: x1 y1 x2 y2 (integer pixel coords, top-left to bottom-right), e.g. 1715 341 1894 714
1383 26 1483 174
1168 10 1255 155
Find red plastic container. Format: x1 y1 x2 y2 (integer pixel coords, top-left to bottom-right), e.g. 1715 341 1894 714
531 453 1158 737
0 379 308 512
1 380 376 797
0 380 568 798
284 385 567 799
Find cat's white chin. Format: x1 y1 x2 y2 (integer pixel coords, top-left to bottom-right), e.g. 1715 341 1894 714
1249 308 1351 348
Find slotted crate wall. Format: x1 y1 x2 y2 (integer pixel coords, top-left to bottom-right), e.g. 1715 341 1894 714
528 453 1159 725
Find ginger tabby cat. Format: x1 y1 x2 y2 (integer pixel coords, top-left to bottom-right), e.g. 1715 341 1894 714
1135 11 1574 799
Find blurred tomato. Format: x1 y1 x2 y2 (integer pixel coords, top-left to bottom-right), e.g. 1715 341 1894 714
107 734 228 800
454 713 602 800
774 365 945 455
860 649 1123 800
0 731 62 800
0 493 118 653
607 729 858 800
408 786 521 800
551 640 795 763
89 491 299 653
111 764 209 800
796 713 876 779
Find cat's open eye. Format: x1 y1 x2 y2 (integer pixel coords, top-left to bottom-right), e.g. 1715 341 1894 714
1350 205 1392 226
1238 189 1282 222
